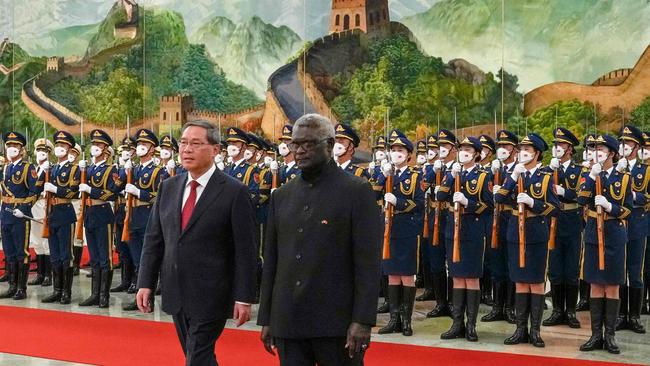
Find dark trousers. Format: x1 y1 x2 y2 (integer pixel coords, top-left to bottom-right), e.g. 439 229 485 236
128 226 146 267
1 220 30 263
85 224 114 270
275 337 364 366
115 221 133 263
548 233 581 285
627 238 647 289
48 223 75 268
173 310 227 366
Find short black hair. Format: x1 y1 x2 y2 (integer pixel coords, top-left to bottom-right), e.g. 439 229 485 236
181 120 221 145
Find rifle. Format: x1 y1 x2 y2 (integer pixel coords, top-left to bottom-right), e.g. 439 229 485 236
452 107 461 263
548 169 558 250
271 113 278 189
75 119 86 240
518 172 526 268
422 120 430 239
41 120 52 238
432 163 442 246
490 110 500 248
382 109 393 260
122 115 133 242
595 169 605 270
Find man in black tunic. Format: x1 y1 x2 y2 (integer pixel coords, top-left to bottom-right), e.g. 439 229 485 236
258 114 383 366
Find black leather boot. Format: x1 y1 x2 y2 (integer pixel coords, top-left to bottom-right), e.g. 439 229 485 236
401 286 416 336
543 284 565 326
416 270 434 301
79 267 100 306
377 277 389 313
0 261 18 298
643 278 650 315
126 268 138 294
504 292 530 345
628 287 646 334
41 255 52 286
13 262 29 300
482 281 506 322
42 265 63 303
604 298 621 354
565 283 581 328
99 269 113 308
441 288 466 339
616 285 628 330
378 285 403 334
110 259 132 292
72 246 83 276
427 272 451 318
505 281 517 324
481 276 493 306
60 266 74 304
529 294 545 347
28 255 44 286
465 289 480 342
580 297 604 351
576 280 590 311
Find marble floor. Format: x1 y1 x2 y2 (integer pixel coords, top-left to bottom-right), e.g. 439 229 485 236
0 267 649 365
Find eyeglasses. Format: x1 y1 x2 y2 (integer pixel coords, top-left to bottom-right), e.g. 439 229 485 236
179 140 210 150
288 139 329 152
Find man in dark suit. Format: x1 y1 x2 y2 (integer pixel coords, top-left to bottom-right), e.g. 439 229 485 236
258 114 383 366
136 120 257 366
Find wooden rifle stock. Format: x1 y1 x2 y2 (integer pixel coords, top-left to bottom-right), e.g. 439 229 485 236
548 169 559 250
75 167 87 240
121 168 133 242
490 170 500 248
432 168 442 246
595 175 605 270
272 170 278 189
41 169 51 238
452 172 461 263
518 175 526 268
382 174 393 260
422 175 430 239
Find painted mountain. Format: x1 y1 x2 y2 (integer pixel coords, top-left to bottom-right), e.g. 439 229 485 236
402 0 650 91
192 16 303 97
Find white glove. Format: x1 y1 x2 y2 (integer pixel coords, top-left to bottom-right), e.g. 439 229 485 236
549 158 560 170
41 161 51 171
125 183 140 198
616 158 628 173
511 163 527 180
517 192 534 208
594 195 613 213
582 161 591 169
271 188 277 194
118 157 126 167
384 192 397 206
434 185 441 195
555 185 566 197
368 161 376 172
493 185 502 196
44 182 58 194
166 160 176 174
12 209 24 218
589 163 602 180
453 192 469 207
425 187 431 200
216 162 225 171
124 160 133 170
78 160 87 169
381 163 393 178
491 159 501 174
433 160 443 173
78 183 91 193
451 162 462 177
270 161 279 173
215 154 224 163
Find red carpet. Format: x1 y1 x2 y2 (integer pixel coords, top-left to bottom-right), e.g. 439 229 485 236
0 305 641 366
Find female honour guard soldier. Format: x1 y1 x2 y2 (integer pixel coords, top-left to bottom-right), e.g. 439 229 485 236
577 135 633 354
437 137 493 342
494 133 560 348
376 130 424 337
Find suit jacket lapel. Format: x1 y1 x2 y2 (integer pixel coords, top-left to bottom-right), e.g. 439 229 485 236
167 173 187 243
180 169 226 237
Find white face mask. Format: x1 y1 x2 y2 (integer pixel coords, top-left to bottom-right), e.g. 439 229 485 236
375 150 386 161
227 145 240 158
154 157 161 166
439 146 450 159
278 143 290 157
6 147 20 159
638 148 650 161
459 151 474 164
244 149 254 161
595 150 609 164
90 145 103 158
552 145 565 159
333 142 347 157
427 149 437 160
36 151 48 162
227 156 233 164
255 151 264 162
518 150 534 165
496 147 511 161
67 154 76 163
121 151 131 161
160 149 171 159
390 151 407 165
480 150 488 161
416 155 426 165
136 144 149 157
264 156 274 166
54 147 68 158
618 143 633 158
215 154 224 163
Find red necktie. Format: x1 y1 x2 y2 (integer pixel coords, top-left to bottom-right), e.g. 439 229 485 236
181 180 199 230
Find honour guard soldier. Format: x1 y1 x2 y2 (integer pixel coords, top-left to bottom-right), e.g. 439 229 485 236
578 134 633 354
438 137 493 342
577 134 598 311
495 133 560 348
415 140 428 169
376 130 424 337
542 127 583 328
478 134 496 306
224 127 261 203
68 143 84 275
483 130 519 324
615 125 649 333
41 131 80 304
123 129 167 311
1 131 45 300
277 125 300 184
160 134 184 176
479 135 496 167
334 123 369 179
424 129 459 318
29 138 54 287
641 132 650 314
78 129 124 308
369 136 388 208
